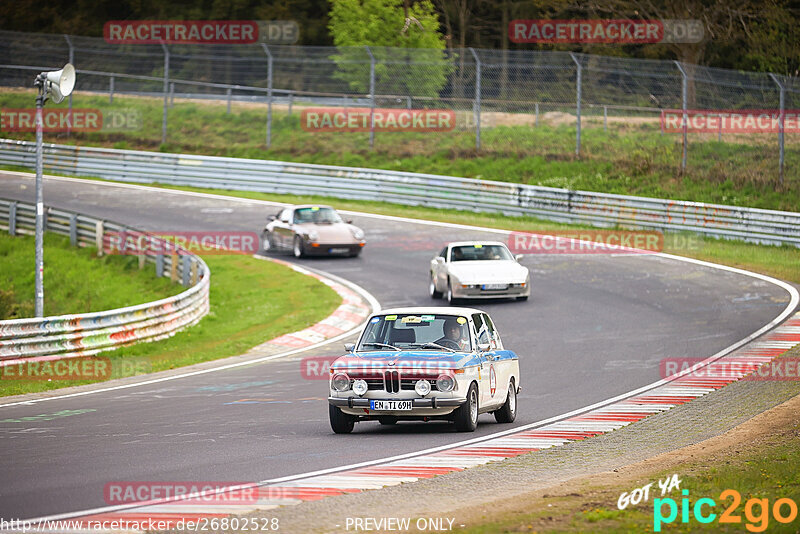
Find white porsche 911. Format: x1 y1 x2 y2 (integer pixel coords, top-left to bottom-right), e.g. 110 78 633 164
429 241 530 303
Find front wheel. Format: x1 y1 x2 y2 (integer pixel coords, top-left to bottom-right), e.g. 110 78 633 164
445 280 457 305
293 235 305 258
329 405 355 434
454 383 479 432
494 379 517 423
262 231 273 252
429 273 443 299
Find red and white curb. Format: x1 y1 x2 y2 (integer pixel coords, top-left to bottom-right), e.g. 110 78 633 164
24 312 800 533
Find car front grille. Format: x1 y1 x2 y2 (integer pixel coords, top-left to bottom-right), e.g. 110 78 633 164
348 371 441 393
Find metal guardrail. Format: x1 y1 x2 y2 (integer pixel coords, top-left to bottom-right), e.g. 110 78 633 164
1 138 799 247
0 196 210 361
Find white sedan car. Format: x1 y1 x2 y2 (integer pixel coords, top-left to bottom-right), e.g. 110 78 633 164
430 241 530 303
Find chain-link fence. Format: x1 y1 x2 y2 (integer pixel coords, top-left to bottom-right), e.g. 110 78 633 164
0 29 797 182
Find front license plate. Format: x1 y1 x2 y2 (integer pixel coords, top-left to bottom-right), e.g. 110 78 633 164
482 283 508 290
370 400 412 411
329 247 349 254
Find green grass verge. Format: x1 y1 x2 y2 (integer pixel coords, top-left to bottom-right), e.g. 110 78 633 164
0 90 797 211
0 232 182 319
454 348 800 533
0 235 341 397
94 181 800 285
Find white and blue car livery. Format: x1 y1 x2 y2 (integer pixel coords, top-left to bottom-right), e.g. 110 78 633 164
327 307 520 433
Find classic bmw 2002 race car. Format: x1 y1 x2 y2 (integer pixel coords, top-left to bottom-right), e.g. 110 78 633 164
327 307 520 433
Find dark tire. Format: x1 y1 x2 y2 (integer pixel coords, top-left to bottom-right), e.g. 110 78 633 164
378 416 398 426
516 296 528 302
494 379 517 423
293 235 305 258
429 273 443 299
262 231 273 252
453 383 479 432
329 405 355 434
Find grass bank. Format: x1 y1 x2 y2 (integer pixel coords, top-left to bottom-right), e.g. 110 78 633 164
0 89 797 211
0 233 341 397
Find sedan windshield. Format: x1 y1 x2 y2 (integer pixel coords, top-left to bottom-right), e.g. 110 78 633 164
450 244 513 261
358 314 472 352
294 207 343 224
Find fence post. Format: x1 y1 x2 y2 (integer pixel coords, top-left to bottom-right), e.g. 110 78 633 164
604 106 608 132
718 113 722 142
769 73 785 185
569 53 582 156
169 82 175 107
156 254 164 277
674 61 688 172
8 201 16 236
182 255 191 286
69 213 77 246
95 220 104 256
469 48 482 150
261 44 273 148
288 93 293 116
226 87 232 114
109 75 114 104
365 46 376 149
64 35 74 136
535 102 539 127
160 43 170 145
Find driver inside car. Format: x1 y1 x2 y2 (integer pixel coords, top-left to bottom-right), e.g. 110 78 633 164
436 318 470 351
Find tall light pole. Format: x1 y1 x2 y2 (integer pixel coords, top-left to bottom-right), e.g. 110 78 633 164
33 63 75 317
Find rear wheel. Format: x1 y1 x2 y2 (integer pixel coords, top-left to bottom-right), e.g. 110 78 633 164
454 383 479 432
494 379 517 423
293 236 305 258
429 273 442 299
329 405 355 434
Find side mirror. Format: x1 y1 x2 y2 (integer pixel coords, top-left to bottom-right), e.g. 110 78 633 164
478 342 491 352
515 254 523 262
346 219 353 224
344 343 355 352
268 215 276 221
435 256 445 264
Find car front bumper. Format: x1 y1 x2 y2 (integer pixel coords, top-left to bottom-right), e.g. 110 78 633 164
450 284 530 299
328 396 466 417
305 242 365 256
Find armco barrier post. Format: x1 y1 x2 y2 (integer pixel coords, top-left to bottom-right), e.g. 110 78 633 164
675 61 688 172
570 53 582 156
170 253 178 281
769 73 785 185
191 259 198 285
95 220 104 256
156 254 164 277
160 43 170 145
261 44 273 148
182 255 191 286
69 213 77 246
8 201 16 236
109 75 114 104
366 46 376 150
226 87 232 114
469 48 481 150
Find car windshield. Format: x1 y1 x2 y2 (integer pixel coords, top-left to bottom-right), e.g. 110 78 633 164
294 207 342 224
358 314 472 352
450 244 513 261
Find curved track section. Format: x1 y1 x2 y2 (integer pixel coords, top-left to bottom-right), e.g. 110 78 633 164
0 171 795 520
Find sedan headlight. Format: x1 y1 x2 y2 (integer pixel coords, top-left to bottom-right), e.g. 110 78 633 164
352 228 365 240
332 373 350 391
436 374 455 392
415 379 432 396
352 379 368 396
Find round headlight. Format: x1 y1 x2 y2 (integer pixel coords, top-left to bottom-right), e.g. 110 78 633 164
332 373 350 392
353 228 365 240
308 230 319 242
414 379 431 396
436 374 455 392
352 379 368 396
